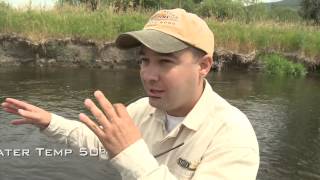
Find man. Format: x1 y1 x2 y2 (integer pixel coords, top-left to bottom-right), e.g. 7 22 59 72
2 8 259 179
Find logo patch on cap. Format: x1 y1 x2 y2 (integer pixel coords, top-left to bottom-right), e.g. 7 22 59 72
147 10 178 26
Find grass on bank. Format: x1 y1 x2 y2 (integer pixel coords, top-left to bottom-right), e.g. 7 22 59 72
0 5 149 41
208 20 320 58
261 54 307 76
0 4 319 63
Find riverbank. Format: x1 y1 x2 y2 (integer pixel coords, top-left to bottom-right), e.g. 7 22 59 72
0 34 316 73
0 5 319 71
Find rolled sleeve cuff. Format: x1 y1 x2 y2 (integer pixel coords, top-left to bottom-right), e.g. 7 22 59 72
41 113 82 137
41 113 63 135
110 139 159 178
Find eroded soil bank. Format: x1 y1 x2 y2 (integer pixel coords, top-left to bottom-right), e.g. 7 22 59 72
0 34 318 71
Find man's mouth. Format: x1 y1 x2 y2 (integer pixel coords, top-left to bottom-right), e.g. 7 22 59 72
148 89 165 98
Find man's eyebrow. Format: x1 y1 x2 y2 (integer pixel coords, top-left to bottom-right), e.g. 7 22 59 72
159 53 178 59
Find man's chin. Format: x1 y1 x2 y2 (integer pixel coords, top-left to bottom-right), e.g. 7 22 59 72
148 97 165 109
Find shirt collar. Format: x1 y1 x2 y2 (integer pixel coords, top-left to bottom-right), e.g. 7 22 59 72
182 79 215 131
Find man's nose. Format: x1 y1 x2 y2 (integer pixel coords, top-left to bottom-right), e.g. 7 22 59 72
141 64 160 82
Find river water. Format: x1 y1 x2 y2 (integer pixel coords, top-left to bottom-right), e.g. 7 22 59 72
0 67 319 180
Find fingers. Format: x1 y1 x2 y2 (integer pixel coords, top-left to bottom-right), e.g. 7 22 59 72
2 106 19 115
2 99 51 128
2 102 39 121
2 102 20 115
80 91 141 157
79 113 105 137
94 91 118 120
4 98 36 111
17 109 40 121
11 119 33 125
113 103 129 119
2 102 18 109
84 99 111 128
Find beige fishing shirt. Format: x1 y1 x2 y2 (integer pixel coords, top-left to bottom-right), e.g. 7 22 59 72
42 80 259 180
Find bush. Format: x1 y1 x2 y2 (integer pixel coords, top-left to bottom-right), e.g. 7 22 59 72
261 54 307 76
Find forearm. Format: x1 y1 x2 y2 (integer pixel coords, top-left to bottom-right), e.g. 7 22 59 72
41 113 104 151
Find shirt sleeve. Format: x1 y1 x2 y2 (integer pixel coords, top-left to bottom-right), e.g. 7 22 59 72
110 139 178 180
41 113 106 158
110 138 259 180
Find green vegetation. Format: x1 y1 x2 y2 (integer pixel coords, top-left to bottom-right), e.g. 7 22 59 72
57 0 304 23
0 3 149 40
209 20 320 58
0 0 319 65
261 54 307 76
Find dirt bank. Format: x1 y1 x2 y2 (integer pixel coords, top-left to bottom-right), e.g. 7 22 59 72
0 34 318 71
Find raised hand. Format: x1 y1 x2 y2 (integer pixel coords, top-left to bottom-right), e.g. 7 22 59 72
1 98 51 129
79 90 142 158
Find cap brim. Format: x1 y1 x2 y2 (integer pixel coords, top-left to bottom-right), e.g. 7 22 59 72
115 29 188 54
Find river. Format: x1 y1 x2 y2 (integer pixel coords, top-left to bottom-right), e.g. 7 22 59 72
0 67 319 180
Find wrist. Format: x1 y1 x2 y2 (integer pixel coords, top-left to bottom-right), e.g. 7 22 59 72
39 112 52 130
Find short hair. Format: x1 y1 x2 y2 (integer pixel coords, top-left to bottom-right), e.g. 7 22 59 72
188 47 207 59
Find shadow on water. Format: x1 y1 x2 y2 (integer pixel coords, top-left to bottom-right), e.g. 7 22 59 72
0 67 320 180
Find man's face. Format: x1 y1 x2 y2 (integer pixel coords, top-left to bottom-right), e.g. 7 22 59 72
139 46 204 116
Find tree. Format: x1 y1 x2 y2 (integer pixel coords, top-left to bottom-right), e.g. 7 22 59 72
300 0 320 24
58 0 101 11
241 0 260 23
196 0 245 20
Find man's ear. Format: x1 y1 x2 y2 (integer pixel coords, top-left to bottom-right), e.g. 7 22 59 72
198 55 213 78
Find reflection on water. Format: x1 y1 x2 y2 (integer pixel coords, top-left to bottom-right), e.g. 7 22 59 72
0 67 320 180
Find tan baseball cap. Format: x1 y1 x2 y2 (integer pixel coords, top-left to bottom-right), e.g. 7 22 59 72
115 8 214 57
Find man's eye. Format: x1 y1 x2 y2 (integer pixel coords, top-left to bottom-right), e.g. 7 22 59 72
160 59 173 64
